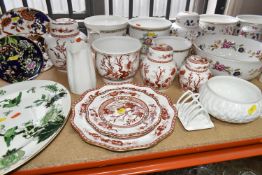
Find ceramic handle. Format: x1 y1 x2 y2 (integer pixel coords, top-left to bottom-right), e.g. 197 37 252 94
88 30 100 43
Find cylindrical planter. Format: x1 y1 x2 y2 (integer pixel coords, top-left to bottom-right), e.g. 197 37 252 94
237 15 262 41
128 17 171 54
92 36 141 84
84 15 128 43
176 11 200 29
199 14 239 35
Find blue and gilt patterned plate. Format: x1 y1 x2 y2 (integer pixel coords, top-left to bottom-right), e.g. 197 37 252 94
0 7 50 36
0 35 43 83
0 7 53 72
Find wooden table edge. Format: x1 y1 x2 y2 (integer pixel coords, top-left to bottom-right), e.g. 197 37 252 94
13 137 262 175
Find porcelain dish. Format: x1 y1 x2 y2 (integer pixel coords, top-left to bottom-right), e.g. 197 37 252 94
22 34 53 72
0 80 71 174
199 14 239 35
128 17 172 53
0 35 43 83
0 7 52 72
176 11 200 29
153 36 192 68
194 34 262 80
92 36 141 83
236 15 262 41
84 15 128 31
84 86 163 139
84 15 128 43
71 83 177 151
0 7 50 36
236 15 262 26
199 76 262 123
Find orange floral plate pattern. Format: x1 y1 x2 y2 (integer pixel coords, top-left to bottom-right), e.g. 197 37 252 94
71 83 177 152
84 87 163 139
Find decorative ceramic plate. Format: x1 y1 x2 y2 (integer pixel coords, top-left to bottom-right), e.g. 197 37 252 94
22 34 53 72
0 7 50 36
71 84 177 151
0 7 52 72
0 80 71 174
85 87 163 139
0 35 43 83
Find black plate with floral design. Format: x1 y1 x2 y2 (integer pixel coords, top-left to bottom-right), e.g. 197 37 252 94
0 35 43 83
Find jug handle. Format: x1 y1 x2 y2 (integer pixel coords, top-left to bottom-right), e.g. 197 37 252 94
88 30 100 43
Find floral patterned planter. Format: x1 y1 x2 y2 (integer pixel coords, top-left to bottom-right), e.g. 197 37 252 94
92 36 141 83
199 14 239 35
236 15 262 41
128 17 171 54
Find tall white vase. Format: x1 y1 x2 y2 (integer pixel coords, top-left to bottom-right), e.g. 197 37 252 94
66 38 96 94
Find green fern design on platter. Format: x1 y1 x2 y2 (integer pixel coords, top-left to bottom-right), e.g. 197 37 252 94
0 90 6 96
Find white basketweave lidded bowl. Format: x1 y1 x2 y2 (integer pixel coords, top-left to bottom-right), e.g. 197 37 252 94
194 34 262 80
91 36 142 83
199 76 262 123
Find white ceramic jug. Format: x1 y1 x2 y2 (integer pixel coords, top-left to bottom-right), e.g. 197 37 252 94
66 38 96 94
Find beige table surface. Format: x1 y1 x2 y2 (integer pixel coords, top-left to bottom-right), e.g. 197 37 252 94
1 68 262 173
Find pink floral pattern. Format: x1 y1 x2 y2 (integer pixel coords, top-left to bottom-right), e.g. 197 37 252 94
199 39 262 61
211 61 241 76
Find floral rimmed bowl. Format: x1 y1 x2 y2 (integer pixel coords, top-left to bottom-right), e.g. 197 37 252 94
194 34 262 80
128 17 172 54
199 76 262 123
0 35 44 83
199 14 238 35
92 36 142 84
236 15 262 41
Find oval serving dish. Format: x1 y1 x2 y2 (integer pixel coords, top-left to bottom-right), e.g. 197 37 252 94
0 80 71 174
